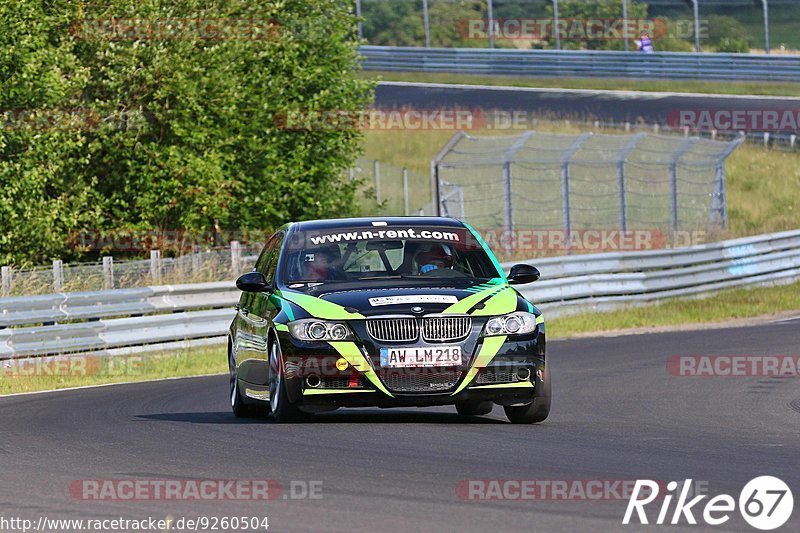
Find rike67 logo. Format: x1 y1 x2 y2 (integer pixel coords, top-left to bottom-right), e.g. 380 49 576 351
623 477 793 530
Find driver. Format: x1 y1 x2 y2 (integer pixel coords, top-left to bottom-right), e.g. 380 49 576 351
302 247 339 281
414 244 454 274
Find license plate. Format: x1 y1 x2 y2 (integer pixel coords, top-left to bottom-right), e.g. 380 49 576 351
380 346 462 368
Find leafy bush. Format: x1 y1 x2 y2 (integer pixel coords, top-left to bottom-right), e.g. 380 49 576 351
0 0 373 265
717 37 751 54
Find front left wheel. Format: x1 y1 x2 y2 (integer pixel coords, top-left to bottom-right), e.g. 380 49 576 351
504 364 551 424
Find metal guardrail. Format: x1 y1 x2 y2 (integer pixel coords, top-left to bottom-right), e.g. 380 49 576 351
360 46 800 82
1 229 799 358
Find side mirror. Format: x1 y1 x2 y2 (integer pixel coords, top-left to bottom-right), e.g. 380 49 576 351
236 271 269 292
508 264 540 285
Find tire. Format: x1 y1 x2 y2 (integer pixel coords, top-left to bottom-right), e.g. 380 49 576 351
504 364 551 424
455 399 493 416
229 349 264 418
268 339 307 423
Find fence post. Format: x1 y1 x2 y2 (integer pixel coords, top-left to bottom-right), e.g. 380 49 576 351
402 168 409 216
502 162 513 253
150 250 162 284
192 246 201 276
355 0 363 41
669 138 698 232
230 240 241 276
487 0 494 48
617 133 645 232
710 137 744 230
431 132 467 217
422 0 430 48
102 256 114 290
373 160 381 204
559 133 591 246
1 266 11 297
53 260 64 292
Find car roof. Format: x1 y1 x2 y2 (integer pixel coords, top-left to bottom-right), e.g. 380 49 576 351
288 216 466 232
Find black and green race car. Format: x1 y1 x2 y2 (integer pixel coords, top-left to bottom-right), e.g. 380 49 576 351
228 217 549 424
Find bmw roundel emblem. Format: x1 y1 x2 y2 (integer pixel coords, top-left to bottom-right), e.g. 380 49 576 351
411 306 424 314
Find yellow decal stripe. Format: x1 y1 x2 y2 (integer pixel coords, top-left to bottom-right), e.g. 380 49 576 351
470 286 518 316
444 286 504 314
451 335 507 395
328 341 394 397
279 291 364 320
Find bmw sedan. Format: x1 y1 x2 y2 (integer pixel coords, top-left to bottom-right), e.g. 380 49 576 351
228 217 549 423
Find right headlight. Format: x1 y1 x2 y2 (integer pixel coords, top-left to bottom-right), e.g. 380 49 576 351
484 312 537 336
288 319 353 341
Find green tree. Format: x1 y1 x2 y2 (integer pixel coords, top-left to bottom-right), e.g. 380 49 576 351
0 0 373 265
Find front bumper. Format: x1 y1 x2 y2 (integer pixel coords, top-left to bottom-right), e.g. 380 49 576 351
278 329 546 409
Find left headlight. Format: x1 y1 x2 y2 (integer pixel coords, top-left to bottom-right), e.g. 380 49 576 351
484 312 538 336
288 319 353 341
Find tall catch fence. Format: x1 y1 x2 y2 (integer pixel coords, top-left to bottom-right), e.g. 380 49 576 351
432 131 743 247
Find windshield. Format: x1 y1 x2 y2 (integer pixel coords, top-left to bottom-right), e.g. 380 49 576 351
281 225 503 285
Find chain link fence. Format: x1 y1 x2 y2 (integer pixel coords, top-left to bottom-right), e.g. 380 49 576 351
432 130 742 242
1 248 257 297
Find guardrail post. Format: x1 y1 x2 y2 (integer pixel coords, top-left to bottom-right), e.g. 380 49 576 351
1 266 11 297
150 250 162 284
791 135 797 150
403 168 409 216
102 256 115 290
230 240 241 276
53 260 64 292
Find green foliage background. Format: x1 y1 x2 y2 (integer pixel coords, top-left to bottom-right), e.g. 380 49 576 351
0 0 373 265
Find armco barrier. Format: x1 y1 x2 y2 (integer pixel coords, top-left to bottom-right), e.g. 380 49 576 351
360 46 800 82
1 229 799 358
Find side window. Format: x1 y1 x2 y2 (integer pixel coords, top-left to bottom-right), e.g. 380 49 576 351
254 235 278 274
259 232 285 286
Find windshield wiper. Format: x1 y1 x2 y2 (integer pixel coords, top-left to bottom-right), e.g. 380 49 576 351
357 274 413 280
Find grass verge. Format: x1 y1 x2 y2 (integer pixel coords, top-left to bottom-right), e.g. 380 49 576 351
548 280 800 339
0 345 226 396
362 71 800 97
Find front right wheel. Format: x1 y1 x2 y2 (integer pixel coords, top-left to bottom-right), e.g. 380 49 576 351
268 340 306 423
504 364 551 424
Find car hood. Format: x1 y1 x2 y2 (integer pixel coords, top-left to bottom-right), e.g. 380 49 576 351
278 281 525 319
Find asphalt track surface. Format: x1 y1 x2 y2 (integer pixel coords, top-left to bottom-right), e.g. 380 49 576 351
375 81 800 127
2 318 799 532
